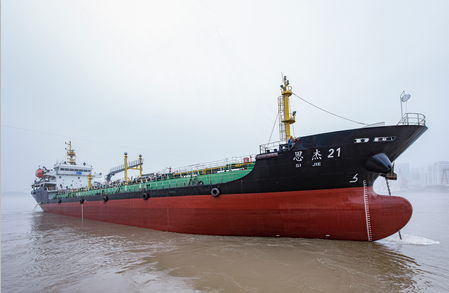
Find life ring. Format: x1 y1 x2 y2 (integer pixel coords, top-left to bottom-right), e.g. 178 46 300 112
58 199 62 203
211 187 221 197
143 193 149 200
103 195 108 202
80 199 85 204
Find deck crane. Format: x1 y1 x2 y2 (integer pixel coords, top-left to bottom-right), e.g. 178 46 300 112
89 153 143 188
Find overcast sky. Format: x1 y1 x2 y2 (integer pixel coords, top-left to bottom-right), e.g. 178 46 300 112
2 0 449 193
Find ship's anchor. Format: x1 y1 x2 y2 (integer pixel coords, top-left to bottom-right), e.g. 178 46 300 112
382 163 403 240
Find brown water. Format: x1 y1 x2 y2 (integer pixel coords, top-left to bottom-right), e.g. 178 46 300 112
2 191 448 292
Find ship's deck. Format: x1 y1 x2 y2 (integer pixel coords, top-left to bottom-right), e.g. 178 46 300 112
53 163 255 199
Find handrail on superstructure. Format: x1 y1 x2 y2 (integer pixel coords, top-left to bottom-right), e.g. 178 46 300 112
397 113 426 126
259 141 289 154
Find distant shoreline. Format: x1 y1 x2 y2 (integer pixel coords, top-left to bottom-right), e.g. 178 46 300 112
1 191 30 197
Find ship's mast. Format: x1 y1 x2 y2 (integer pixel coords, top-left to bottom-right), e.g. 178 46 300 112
278 76 296 143
65 141 76 165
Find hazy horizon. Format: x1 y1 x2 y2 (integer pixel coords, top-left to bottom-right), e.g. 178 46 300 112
2 0 449 193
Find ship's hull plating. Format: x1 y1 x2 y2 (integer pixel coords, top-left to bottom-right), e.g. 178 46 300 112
39 187 411 241
33 124 426 241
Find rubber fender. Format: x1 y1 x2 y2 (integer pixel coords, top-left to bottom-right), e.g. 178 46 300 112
211 187 221 197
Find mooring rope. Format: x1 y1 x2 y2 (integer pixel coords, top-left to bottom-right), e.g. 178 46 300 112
292 92 369 126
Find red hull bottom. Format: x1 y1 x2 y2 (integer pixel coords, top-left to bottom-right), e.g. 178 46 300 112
41 187 412 241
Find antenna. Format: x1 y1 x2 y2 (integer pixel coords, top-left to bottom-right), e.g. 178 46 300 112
400 91 411 118
401 94 411 102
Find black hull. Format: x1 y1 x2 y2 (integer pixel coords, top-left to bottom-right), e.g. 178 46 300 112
33 124 427 205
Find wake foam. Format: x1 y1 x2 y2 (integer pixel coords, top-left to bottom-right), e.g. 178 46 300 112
379 234 440 245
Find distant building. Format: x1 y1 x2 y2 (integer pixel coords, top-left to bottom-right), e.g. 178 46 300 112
374 161 449 193
410 161 449 187
396 163 410 190
433 161 449 185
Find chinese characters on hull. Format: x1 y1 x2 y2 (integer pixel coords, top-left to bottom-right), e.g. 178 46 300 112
292 148 342 168
293 151 304 168
312 149 322 167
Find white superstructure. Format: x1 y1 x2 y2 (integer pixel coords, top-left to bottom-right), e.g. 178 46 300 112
31 142 102 195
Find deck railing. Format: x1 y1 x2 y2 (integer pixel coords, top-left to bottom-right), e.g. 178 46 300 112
159 154 257 178
397 113 426 126
259 141 289 154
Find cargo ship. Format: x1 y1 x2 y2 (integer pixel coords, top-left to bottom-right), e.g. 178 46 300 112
31 77 427 241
